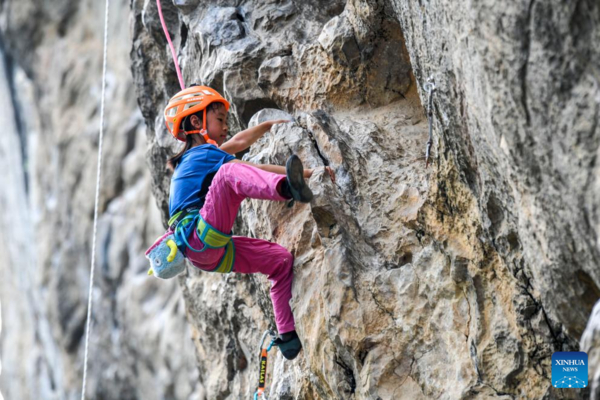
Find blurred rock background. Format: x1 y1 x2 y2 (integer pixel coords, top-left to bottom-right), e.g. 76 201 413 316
0 0 599 399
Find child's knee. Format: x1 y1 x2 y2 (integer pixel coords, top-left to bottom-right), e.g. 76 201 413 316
279 249 294 270
286 251 294 266
268 246 293 274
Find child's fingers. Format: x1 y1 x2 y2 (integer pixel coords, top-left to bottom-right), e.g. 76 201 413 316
326 166 336 183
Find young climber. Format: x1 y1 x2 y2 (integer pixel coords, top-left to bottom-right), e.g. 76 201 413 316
161 85 335 360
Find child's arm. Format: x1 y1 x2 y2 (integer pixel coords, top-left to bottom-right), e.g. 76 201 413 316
220 120 291 155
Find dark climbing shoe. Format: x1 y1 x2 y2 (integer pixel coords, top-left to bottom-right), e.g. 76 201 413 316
285 155 313 203
273 331 303 360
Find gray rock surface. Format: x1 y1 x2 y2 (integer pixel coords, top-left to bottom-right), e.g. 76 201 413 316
0 0 598 399
0 0 200 399
130 0 599 398
582 301 600 399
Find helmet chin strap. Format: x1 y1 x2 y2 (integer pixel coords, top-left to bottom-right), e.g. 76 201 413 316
201 131 217 146
183 108 218 146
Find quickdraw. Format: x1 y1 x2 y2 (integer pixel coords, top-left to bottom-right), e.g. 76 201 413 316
424 78 437 168
254 330 277 400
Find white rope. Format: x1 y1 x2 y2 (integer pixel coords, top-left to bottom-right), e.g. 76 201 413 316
81 0 110 398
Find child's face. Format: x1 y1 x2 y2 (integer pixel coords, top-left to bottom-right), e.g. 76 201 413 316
206 106 229 146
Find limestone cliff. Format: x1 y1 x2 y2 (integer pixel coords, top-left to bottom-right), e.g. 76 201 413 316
0 0 599 399
0 0 199 399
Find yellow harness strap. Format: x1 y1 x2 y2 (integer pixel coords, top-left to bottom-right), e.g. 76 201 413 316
169 210 235 273
197 214 235 273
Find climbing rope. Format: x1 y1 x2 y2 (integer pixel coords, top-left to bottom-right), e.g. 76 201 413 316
79 2 194 397
424 78 436 168
80 0 110 398
156 0 185 90
254 329 277 400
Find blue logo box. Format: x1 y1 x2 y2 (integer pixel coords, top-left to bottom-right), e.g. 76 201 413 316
552 352 588 389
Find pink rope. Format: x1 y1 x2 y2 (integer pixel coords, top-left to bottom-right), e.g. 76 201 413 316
156 0 185 90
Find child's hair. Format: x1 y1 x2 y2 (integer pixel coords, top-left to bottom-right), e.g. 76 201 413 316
166 102 226 172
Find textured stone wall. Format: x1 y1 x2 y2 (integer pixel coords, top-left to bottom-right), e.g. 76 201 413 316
0 0 598 399
0 0 200 399
582 302 600 399
131 0 600 398
391 0 600 396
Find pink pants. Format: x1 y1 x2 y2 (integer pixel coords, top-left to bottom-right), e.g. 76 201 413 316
184 162 295 334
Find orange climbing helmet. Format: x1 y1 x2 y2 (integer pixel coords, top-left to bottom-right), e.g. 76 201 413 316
164 85 230 142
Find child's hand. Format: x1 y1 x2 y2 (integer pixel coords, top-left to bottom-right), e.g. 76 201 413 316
268 119 293 127
304 167 336 183
325 166 336 183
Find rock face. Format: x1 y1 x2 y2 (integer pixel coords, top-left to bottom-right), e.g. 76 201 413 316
0 1 199 399
582 300 600 399
1 0 599 399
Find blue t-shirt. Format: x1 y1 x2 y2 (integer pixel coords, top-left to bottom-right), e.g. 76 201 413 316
169 144 235 216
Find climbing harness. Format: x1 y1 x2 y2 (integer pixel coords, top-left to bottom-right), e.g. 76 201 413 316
155 0 235 273
81 0 110 398
168 209 236 273
156 0 185 91
254 330 277 400
423 78 436 168
168 207 201 230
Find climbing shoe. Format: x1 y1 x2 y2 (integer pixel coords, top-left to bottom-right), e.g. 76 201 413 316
273 330 302 360
285 155 313 204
